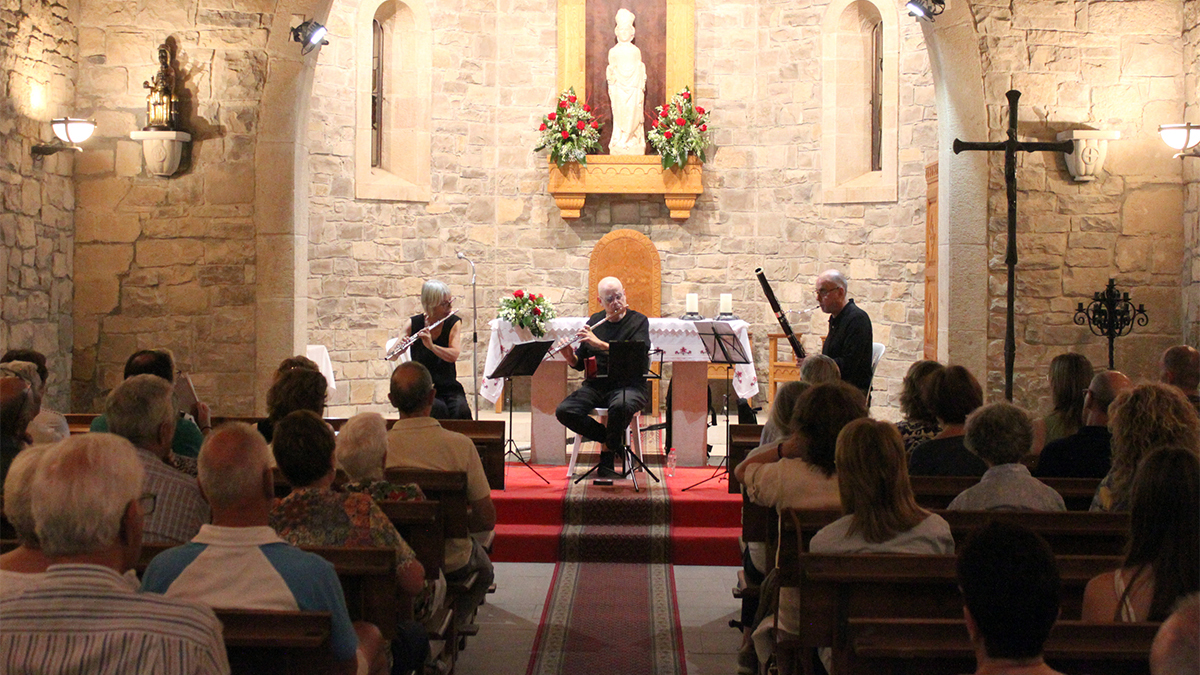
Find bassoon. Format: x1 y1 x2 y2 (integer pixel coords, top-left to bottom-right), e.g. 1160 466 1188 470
755 268 806 359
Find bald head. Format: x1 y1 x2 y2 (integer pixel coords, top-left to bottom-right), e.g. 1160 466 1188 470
1162 346 1200 393
389 361 435 416
816 269 849 315
597 276 628 319
1084 370 1133 425
197 422 272 515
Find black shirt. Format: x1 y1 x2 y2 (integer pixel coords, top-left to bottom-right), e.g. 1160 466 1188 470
410 313 465 396
573 309 651 389
1034 426 1112 479
908 435 987 477
823 299 874 393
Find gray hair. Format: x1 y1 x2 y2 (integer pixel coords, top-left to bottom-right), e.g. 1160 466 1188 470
105 374 175 449
4 444 50 546
801 354 841 385
420 280 451 314
964 401 1033 465
335 412 389 481
32 433 144 557
819 269 848 291
198 422 271 510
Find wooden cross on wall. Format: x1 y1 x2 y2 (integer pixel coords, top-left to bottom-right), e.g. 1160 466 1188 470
953 89 1075 401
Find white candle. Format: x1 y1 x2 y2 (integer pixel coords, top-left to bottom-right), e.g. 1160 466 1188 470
686 293 699 314
719 293 733 315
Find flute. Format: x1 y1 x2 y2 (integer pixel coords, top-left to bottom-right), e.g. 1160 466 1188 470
385 309 458 360
543 315 606 360
755 268 806 359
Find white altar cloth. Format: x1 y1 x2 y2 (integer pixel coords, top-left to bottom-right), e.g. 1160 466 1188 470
481 317 758 402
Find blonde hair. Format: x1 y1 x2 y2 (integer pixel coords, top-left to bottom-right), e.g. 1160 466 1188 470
800 354 840 385
766 381 811 437
420 280 450 315
1108 383 1200 509
835 418 927 543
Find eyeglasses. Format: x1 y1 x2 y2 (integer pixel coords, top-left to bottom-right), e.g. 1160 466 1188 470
601 291 625 304
138 492 157 516
438 297 453 308
816 287 840 297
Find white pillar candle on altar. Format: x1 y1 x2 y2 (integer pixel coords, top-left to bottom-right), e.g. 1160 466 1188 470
719 293 733 315
686 293 699 314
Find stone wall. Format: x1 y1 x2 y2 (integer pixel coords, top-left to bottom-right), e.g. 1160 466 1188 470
1185 0 1199 345
1 0 77 412
69 2 269 414
969 0 1191 411
307 0 939 419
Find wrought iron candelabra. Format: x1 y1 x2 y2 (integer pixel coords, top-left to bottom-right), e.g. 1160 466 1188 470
1074 278 1148 370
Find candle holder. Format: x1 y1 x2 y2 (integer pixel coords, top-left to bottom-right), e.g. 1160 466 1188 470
680 311 704 321
1073 278 1149 369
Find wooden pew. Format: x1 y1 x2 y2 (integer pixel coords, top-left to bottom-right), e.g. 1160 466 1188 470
727 423 764 494
910 475 1101 511
439 419 506 491
382 469 480 602
784 553 1122 675
844 618 1158 675
217 609 333 675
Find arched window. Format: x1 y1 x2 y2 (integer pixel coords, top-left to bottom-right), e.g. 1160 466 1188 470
821 0 898 203
355 0 431 201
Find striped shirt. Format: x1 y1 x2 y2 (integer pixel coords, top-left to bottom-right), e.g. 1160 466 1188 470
0 564 229 674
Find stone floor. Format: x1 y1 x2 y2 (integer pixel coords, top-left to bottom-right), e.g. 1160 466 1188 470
455 562 743 675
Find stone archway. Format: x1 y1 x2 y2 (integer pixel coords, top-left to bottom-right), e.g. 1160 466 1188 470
914 0 988 379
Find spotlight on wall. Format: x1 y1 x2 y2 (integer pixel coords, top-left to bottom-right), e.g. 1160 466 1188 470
1158 123 1200 159
31 117 96 157
291 19 329 56
906 0 945 21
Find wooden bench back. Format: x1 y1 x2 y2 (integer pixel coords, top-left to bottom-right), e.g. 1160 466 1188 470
844 618 1157 675
727 424 764 494
378 498 445 579
217 608 333 675
384 469 471 542
439 419 506 490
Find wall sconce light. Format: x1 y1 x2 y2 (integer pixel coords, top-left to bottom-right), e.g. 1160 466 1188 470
31 117 96 157
1158 123 1200 158
906 0 944 21
291 19 329 56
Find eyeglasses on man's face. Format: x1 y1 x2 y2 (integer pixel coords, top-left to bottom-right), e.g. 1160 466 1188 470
601 291 625 304
816 286 840 298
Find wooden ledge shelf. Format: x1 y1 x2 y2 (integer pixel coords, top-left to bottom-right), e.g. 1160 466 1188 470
548 156 703 220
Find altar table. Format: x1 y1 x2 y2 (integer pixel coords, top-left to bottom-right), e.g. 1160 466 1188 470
482 318 759 467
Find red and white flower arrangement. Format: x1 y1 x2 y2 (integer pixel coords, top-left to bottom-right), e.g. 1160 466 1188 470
647 86 711 170
498 289 557 338
534 87 602 168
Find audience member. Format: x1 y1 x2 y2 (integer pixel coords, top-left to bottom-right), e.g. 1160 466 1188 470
0 375 35 482
799 353 840 385
895 359 943 454
260 366 328 444
1092 383 1200 512
1031 352 1093 454
106 374 209 544
957 521 1064 675
949 402 1065 511
90 349 211 458
1083 446 1199 622
336 412 424 502
757 380 810 447
0 434 228 673
1161 345 1200 413
1036 370 1132 479
141 423 390 675
386 361 495 629
1 349 68 443
1150 593 1199 675
908 364 987 477
0 445 50 594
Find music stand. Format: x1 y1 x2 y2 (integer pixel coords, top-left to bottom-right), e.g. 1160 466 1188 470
573 340 661 491
487 339 553 485
683 321 750 492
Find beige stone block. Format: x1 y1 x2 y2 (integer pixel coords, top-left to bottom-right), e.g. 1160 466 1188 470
79 27 106 57
80 67 129 98
1064 246 1112 268
1115 237 1152 272
78 149 115 175
78 177 130 214
76 211 141 243
74 277 121 316
1122 185 1183 235
115 140 142 177
1089 1 1180 35
165 282 210 315
205 163 255 204
1062 267 1115 297
1121 38 1183 78
136 239 205 267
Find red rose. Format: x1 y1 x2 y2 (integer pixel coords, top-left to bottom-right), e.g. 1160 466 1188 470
696 106 705 114
659 110 668 118
539 123 546 131
514 290 525 298
535 294 543 300
590 121 598 129
532 306 542 316
547 112 556 121
664 131 673 139
700 124 707 131
582 104 591 112
561 130 569 139
682 91 691 100
568 95 577 103
559 100 567 109
676 117 686 126
650 120 658 128
577 120 585 130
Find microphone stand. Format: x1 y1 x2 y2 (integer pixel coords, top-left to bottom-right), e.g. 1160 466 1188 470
458 252 479 419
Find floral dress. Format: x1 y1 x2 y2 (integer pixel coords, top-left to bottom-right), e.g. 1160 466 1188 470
896 419 940 455
269 486 417 567
343 480 425 503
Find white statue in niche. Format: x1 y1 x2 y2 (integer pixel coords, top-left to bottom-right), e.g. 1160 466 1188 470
606 8 646 155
